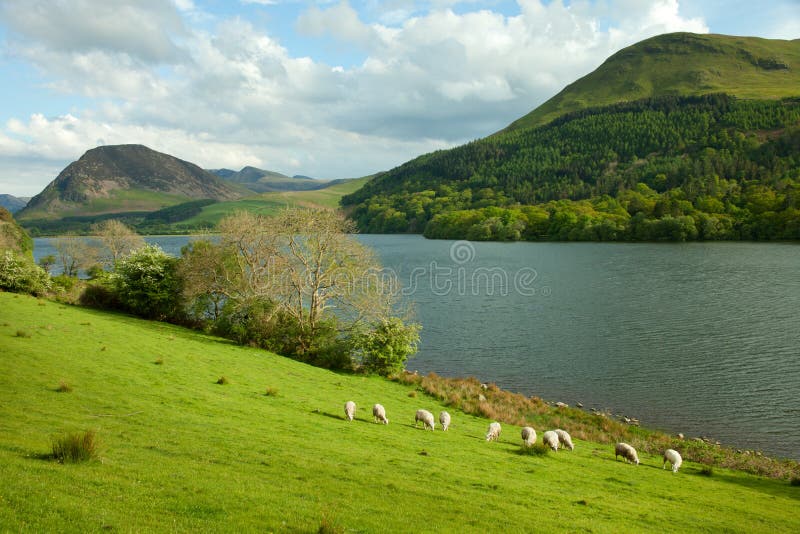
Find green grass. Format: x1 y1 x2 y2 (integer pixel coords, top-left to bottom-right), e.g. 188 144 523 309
18 189 191 221
0 291 798 532
506 32 800 131
181 177 374 227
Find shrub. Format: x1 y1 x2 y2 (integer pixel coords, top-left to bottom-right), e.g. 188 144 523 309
789 477 800 487
112 244 183 321
352 318 420 376
0 250 52 296
51 430 98 463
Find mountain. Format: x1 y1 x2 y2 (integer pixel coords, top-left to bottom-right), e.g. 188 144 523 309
505 32 800 132
0 207 33 257
0 194 28 213
342 33 800 242
17 144 244 222
211 166 328 193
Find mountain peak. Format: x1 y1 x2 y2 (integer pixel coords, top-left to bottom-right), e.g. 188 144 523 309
504 32 800 131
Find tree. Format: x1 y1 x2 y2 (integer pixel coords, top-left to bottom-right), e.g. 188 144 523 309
93 219 145 268
353 318 420 376
113 244 183 321
182 209 418 369
38 254 56 274
53 236 100 277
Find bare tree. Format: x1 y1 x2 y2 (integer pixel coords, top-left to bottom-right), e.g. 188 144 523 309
53 236 100 277
93 219 145 268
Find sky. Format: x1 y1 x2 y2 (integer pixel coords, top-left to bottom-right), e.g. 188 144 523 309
0 1 798 197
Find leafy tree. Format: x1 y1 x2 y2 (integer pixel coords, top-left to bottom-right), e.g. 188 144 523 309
353 318 420 376
0 250 52 296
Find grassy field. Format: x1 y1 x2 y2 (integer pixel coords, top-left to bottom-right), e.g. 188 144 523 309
181 177 373 227
0 291 798 532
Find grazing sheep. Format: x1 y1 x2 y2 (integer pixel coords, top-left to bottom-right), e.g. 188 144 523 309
439 411 451 431
521 426 537 447
486 422 502 442
554 429 574 451
615 442 640 465
415 409 435 430
344 401 356 422
663 449 682 473
372 403 389 424
542 430 560 451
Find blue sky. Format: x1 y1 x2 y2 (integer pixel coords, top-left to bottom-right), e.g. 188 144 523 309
0 0 798 196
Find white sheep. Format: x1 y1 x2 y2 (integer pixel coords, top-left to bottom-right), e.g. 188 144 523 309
554 429 574 451
615 442 639 465
439 411 451 431
344 401 356 422
663 449 682 473
372 403 389 424
521 426 536 447
415 409 435 430
486 422 502 442
542 430 560 451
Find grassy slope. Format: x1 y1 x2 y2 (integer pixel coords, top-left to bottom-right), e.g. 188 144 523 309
17 189 194 221
181 177 373 227
506 33 800 131
0 292 797 532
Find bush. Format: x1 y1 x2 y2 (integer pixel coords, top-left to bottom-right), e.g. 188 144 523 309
353 318 420 376
79 280 121 309
112 244 183 321
51 430 98 463
789 477 800 487
0 250 52 296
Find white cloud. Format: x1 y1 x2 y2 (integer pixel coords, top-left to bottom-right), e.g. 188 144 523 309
0 0 713 195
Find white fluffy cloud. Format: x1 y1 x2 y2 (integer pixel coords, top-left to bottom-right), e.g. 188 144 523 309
0 0 713 196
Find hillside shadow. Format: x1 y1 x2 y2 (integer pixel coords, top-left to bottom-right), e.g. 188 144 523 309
687 468 800 500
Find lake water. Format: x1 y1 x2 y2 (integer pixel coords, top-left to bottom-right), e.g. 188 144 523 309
33 235 800 459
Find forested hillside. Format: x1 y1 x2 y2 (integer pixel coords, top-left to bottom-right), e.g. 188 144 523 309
342 95 800 241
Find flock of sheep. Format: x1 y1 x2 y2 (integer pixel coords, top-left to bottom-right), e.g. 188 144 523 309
344 401 683 473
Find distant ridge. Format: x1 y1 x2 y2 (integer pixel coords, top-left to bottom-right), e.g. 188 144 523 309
17 144 244 221
0 194 28 213
211 166 329 193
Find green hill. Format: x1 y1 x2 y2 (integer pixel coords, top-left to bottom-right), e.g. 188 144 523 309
342 33 800 242
210 166 330 193
1 292 798 531
505 33 800 132
16 145 245 231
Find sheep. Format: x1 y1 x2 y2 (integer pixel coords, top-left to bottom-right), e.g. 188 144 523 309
439 411 451 431
415 409 435 430
542 430 560 451
663 449 682 473
521 426 536 447
372 403 389 425
486 422 502 442
554 429 574 451
615 442 640 465
344 401 356 422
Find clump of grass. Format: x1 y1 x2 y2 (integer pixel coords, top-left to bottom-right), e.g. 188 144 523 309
216 376 229 385
699 466 714 477
789 477 800 487
56 380 72 393
51 430 98 463
264 387 278 397
154 357 164 365
407 390 417 398
14 329 31 338
317 509 344 534
518 443 551 456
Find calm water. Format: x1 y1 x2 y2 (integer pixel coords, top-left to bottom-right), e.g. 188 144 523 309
34 235 800 459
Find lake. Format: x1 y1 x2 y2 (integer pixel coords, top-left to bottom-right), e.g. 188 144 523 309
33 235 800 459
